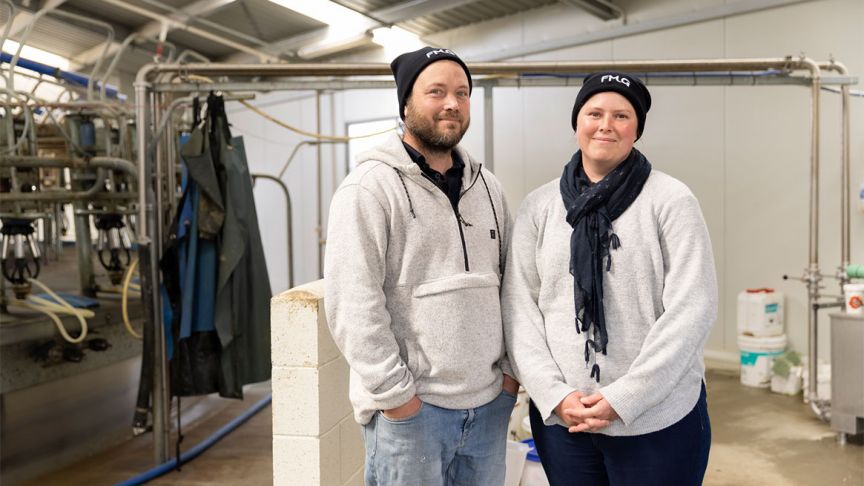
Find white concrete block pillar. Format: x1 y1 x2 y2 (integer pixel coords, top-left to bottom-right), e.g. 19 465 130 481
271 279 364 486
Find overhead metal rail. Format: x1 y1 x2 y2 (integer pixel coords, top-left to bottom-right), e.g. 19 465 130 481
137 57 837 78
141 58 856 95
153 73 857 93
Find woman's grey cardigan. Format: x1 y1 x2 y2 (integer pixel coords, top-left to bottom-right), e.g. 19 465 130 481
502 170 717 436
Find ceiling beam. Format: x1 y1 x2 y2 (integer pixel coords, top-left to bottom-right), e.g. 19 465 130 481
225 0 481 63
5 0 68 40
369 0 483 24
73 0 279 66
558 0 623 21
221 1 381 63
48 2 135 38
142 0 235 18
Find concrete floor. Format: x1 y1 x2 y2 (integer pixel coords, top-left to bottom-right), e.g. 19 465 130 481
24 370 864 486
705 369 863 486
23 382 274 486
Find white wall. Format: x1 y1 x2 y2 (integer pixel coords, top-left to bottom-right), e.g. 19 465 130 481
233 0 864 359
227 92 342 293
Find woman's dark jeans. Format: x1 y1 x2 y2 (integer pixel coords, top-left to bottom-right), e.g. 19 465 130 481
529 383 711 486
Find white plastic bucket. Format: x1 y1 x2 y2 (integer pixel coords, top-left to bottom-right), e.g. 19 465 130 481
843 283 864 315
738 333 787 387
504 440 530 486
521 439 550 486
737 288 784 337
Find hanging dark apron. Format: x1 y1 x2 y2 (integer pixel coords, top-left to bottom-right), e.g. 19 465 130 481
161 93 271 399
208 94 272 398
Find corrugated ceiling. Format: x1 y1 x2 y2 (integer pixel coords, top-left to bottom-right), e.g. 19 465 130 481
11 15 109 58
398 0 559 35
202 0 324 44
4 0 567 69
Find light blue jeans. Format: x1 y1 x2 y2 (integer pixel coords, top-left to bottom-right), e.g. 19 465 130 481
363 390 516 486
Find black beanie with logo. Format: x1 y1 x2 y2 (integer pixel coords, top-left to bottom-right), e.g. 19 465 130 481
390 46 473 120
571 71 652 139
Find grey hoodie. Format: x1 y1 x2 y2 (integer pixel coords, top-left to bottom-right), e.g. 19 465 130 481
324 133 512 425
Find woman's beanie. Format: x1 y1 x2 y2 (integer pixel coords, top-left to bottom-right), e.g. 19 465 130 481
571 72 652 139
390 46 472 120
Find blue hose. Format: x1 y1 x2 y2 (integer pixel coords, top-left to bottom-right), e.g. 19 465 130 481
1 51 123 99
115 394 272 486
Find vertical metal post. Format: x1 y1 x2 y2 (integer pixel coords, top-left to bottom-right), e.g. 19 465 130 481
136 84 147 233
166 110 178 218
40 214 52 261
53 202 62 259
484 87 494 172
330 92 339 197
4 93 16 215
7 101 21 215
72 204 95 296
840 83 850 274
819 61 851 287
316 90 323 279
135 80 170 465
151 89 170 464
806 63 821 405
153 91 165 252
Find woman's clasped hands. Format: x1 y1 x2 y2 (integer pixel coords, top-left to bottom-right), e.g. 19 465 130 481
555 391 620 433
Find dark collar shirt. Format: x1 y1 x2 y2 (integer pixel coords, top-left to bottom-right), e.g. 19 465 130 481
402 141 464 210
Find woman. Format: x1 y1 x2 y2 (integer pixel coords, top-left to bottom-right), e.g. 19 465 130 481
502 72 717 485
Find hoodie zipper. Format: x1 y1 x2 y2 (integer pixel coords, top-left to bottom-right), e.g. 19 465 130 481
455 211 469 271
420 167 483 272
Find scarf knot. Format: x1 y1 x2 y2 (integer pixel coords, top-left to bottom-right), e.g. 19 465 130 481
560 148 651 382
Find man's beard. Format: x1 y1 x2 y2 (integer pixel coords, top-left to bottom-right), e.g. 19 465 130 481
404 103 470 154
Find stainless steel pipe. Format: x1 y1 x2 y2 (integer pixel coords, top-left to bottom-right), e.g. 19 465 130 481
136 58 817 82
0 155 138 176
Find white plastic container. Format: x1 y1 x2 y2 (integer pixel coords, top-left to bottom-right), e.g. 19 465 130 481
737 288 784 337
843 283 864 315
520 439 550 486
504 440 530 486
770 365 802 395
738 333 787 388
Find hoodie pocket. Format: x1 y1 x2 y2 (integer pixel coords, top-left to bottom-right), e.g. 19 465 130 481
404 272 503 389
413 273 500 298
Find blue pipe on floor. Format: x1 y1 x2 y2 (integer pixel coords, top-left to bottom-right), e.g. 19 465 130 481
115 394 272 486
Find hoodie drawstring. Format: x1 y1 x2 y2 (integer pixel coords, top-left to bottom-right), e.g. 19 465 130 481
478 171 503 275
395 166 503 276
394 169 416 219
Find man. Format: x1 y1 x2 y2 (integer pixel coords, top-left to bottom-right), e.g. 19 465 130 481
324 46 519 485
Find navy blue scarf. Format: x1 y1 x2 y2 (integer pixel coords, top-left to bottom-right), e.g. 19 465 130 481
559 148 651 382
